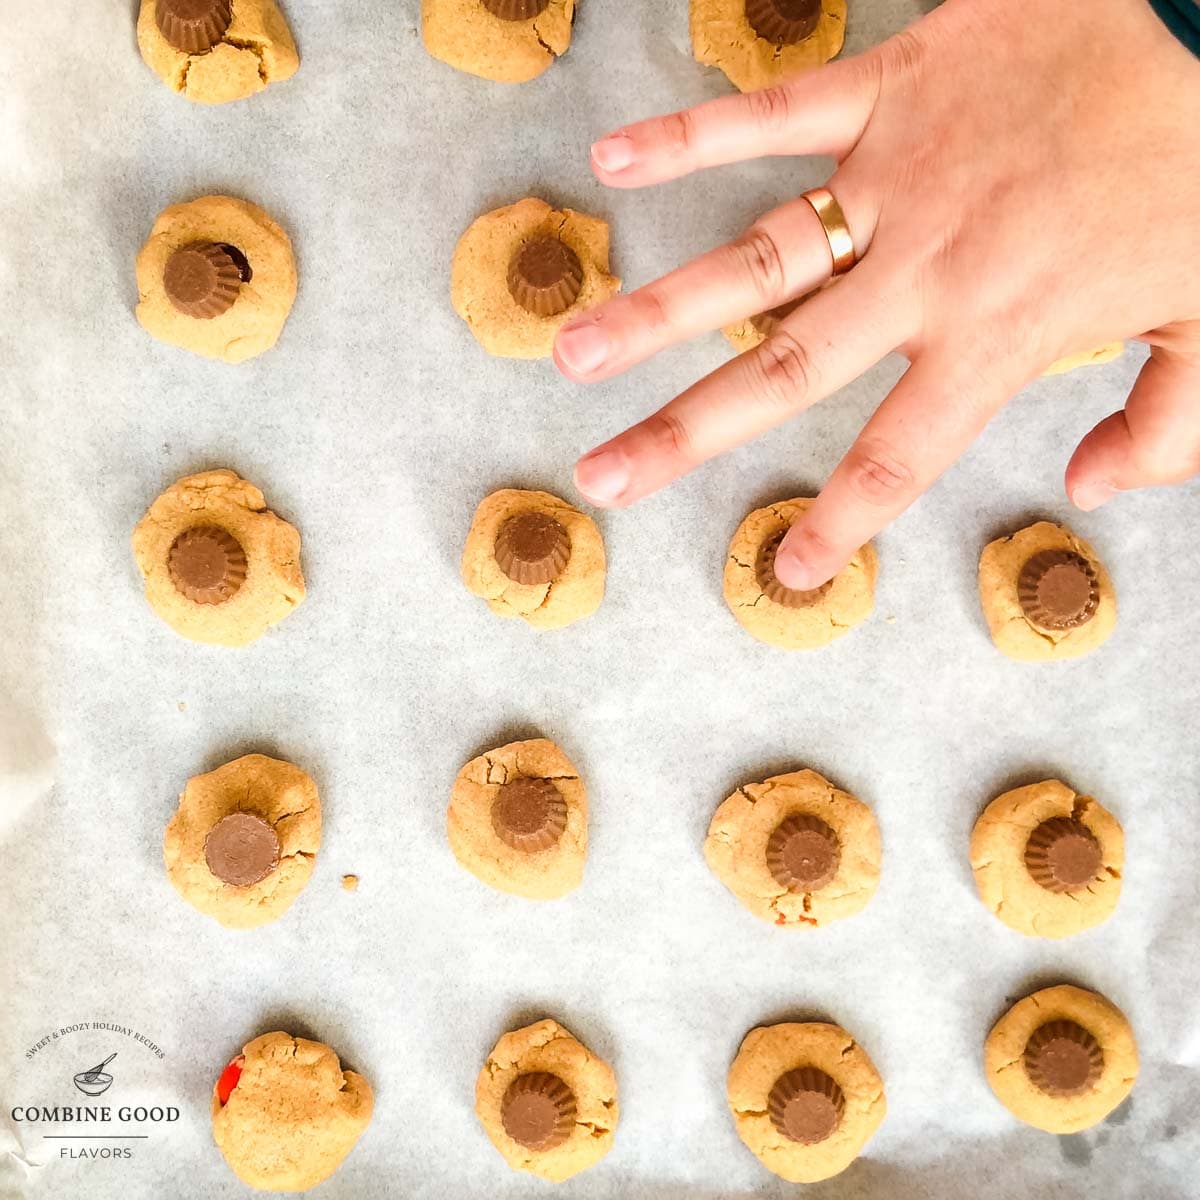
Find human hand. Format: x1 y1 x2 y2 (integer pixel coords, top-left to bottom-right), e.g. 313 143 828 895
555 0 1200 589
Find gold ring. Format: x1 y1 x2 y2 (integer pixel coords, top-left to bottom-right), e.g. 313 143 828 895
801 187 856 276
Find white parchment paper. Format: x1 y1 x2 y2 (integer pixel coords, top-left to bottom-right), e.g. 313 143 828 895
2 1 1199 1197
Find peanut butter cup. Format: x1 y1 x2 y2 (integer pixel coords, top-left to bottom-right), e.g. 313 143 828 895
745 0 821 44
1024 818 1102 893
481 0 551 18
756 528 829 608
767 1067 845 1144
501 1072 576 1150
766 813 840 892
491 777 568 852
1024 1020 1103 1097
494 511 571 585
204 812 281 887
507 236 584 317
163 242 243 319
168 526 248 605
1017 550 1099 631
156 0 233 55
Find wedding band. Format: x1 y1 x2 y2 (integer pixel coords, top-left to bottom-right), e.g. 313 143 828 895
801 187 856 276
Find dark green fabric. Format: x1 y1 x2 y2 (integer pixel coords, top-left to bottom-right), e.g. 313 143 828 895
1148 0 1200 55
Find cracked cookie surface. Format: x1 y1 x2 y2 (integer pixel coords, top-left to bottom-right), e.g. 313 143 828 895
451 198 620 359
137 0 298 104
978 521 1116 661
164 753 321 929
448 738 586 899
212 1031 373 1191
727 1021 886 1182
704 769 880 927
984 985 1138 1133
970 779 1123 939
723 497 876 650
461 489 605 629
690 0 846 93
135 196 297 364
475 1018 618 1182
423 0 576 83
132 468 305 646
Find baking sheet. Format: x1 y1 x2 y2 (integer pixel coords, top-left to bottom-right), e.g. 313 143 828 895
2 1 1199 1197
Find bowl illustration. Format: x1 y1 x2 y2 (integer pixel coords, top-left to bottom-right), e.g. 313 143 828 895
73 1071 113 1096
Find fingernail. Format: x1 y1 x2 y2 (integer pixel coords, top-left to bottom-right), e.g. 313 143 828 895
556 322 610 376
1072 481 1119 512
574 447 631 504
773 544 826 591
590 134 635 173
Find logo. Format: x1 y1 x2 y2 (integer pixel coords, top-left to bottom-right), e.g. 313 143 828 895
73 1053 116 1097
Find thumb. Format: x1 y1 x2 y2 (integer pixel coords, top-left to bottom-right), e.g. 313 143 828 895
1066 344 1200 511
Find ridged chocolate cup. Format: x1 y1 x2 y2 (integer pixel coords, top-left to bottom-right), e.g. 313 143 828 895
507 236 584 317
155 0 233 54
167 526 248 605
480 0 551 18
1024 1020 1104 1098
494 511 572 585
1017 549 1100 631
756 528 830 608
204 812 280 887
163 242 243 320
766 813 840 892
767 1067 845 1144
745 0 821 44
491 777 568 852
1024 818 1103 893
501 1072 577 1150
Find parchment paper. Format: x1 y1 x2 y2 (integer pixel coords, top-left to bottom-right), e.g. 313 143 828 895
2 2 1198 1198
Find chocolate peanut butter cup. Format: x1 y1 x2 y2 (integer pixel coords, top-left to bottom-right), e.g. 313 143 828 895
156 0 233 55
501 1072 577 1151
756 528 830 608
494 511 571 585
745 0 821 44
204 812 281 887
163 242 244 319
1024 818 1102 893
481 0 551 18
1017 550 1099 631
507 236 584 317
1024 1020 1103 1097
766 813 840 892
492 777 568 852
168 526 248 605
767 1067 845 1144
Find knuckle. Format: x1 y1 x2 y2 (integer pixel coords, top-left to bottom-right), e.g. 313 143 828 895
843 440 916 506
729 225 788 303
641 410 696 468
747 330 815 411
882 27 927 77
743 84 795 135
660 108 696 157
630 285 672 335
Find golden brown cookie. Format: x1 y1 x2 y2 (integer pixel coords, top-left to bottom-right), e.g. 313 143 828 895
728 1021 885 1182
451 198 620 359
691 0 846 93
131 469 304 646
1044 344 1125 374
723 497 877 650
212 1031 373 1191
475 1018 618 1182
135 195 297 364
422 0 576 83
448 738 586 899
984 985 1138 1133
970 779 1123 939
164 753 320 929
978 521 1116 661
461 488 605 629
705 768 880 927
137 0 299 105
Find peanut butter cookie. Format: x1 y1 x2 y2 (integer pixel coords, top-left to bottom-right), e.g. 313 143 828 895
423 0 576 83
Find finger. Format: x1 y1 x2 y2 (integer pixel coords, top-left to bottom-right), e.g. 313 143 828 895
590 56 878 189
772 352 1029 590
1065 348 1200 510
573 262 910 507
554 189 874 384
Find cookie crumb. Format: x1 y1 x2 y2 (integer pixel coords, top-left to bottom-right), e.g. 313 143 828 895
341 875 359 892
886 616 897 624
178 701 187 711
